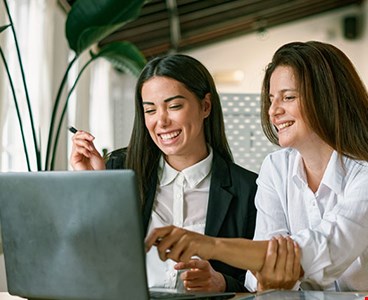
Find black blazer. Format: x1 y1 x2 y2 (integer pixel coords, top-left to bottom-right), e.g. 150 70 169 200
106 149 257 292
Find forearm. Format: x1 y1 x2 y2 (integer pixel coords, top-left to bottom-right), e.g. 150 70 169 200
212 238 269 272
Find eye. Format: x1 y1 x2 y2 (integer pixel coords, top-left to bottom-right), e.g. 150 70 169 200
144 108 156 114
169 104 182 110
283 96 296 102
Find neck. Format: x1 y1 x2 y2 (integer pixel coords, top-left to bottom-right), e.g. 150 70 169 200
299 142 333 193
165 144 209 171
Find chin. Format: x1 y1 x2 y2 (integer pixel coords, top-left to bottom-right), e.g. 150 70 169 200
278 140 292 148
160 146 180 156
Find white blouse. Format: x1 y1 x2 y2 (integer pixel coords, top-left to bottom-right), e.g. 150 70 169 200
245 148 368 291
146 148 213 289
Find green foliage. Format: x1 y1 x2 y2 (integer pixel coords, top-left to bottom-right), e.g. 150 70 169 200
91 41 146 77
0 0 147 171
66 0 146 54
0 24 11 33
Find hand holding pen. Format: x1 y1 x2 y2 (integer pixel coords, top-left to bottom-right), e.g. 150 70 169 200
69 126 106 171
68 126 78 134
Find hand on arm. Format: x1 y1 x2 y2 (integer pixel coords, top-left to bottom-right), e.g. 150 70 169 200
70 130 106 170
145 225 216 262
174 259 226 292
145 225 269 271
254 236 302 291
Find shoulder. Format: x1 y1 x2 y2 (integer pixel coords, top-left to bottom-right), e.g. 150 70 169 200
263 147 294 162
256 148 298 190
212 152 258 190
228 160 258 182
261 147 296 172
343 156 368 188
105 148 127 169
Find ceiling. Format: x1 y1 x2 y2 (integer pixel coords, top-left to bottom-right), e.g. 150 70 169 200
62 0 365 59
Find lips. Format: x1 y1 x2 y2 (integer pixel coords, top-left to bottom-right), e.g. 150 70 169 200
159 130 181 141
277 121 294 130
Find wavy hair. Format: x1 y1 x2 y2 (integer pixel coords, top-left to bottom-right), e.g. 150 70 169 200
261 41 368 161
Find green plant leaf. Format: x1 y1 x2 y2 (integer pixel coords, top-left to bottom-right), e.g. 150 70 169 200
0 24 11 33
90 41 146 76
66 0 146 54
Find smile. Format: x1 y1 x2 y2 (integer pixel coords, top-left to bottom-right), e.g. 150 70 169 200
278 121 294 130
159 130 181 141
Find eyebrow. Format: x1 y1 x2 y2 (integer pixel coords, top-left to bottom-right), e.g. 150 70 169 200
269 88 298 97
142 95 185 105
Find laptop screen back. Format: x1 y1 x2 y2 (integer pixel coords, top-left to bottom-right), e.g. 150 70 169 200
0 170 149 300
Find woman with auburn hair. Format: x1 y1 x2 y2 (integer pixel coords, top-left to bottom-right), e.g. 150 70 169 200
70 54 258 292
146 41 368 292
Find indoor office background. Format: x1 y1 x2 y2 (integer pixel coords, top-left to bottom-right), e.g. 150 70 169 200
0 0 368 292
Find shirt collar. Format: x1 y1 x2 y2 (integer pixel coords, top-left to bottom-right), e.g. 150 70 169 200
292 150 344 194
320 151 344 194
158 146 213 188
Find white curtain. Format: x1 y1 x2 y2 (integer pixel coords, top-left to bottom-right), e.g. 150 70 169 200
0 0 69 171
89 59 114 156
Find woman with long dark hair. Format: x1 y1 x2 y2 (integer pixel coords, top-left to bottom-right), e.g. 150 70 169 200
70 54 258 292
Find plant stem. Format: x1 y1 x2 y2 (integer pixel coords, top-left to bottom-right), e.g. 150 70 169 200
50 57 95 170
44 54 78 170
3 0 41 170
0 48 31 171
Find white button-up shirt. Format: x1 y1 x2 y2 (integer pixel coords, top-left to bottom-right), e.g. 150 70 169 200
245 148 368 291
146 148 213 289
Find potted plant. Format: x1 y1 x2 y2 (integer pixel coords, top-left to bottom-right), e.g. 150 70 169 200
0 0 147 171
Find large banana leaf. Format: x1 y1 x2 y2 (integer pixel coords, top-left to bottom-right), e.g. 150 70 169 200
66 0 146 54
90 41 147 76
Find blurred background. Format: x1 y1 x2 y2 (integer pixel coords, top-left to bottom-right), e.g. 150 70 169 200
1 0 367 173
0 0 368 292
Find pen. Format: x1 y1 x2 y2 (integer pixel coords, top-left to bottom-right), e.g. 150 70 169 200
68 126 78 134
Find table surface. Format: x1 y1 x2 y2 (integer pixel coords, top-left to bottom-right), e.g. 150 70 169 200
0 294 23 300
1 291 367 300
0 292 252 299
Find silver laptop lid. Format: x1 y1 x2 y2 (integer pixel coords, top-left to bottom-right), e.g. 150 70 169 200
0 170 149 300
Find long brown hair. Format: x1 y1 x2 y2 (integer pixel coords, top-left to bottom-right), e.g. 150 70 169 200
261 41 368 161
126 54 232 203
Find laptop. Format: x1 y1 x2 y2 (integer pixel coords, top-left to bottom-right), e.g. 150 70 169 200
0 170 235 300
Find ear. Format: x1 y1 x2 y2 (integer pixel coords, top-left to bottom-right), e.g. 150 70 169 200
203 93 212 118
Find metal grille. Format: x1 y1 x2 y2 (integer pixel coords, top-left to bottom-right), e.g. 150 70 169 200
220 93 279 173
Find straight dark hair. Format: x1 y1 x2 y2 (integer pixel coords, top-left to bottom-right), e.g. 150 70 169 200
126 54 232 203
261 41 368 161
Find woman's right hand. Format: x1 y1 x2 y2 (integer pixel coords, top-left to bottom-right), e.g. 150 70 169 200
70 130 106 170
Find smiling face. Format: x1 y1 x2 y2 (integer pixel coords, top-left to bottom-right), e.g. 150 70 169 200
142 76 211 169
268 65 318 151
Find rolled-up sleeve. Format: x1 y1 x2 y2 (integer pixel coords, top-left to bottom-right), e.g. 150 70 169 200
245 149 368 291
292 171 368 286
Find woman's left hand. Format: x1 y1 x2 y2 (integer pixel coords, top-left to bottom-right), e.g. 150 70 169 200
254 235 301 291
175 259 226 292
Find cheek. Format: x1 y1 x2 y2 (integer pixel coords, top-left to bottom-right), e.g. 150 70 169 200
144 116 155 133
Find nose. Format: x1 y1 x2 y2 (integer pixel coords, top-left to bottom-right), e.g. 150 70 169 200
268 98 283 118
157 109 170 127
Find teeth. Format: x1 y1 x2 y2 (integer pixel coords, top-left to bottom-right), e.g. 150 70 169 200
279 121 294 129
160 131 180 140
